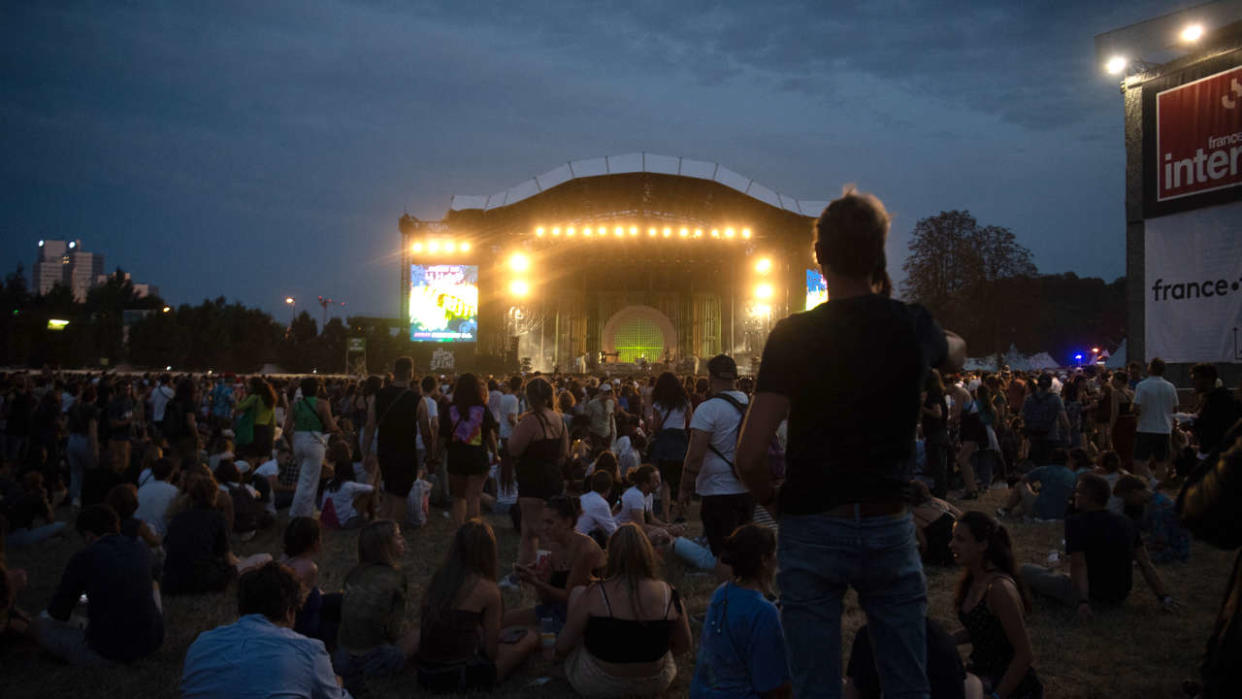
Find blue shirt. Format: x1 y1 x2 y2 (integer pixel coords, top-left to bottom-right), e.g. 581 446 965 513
1026 465 1077 520
211 382 234 418
181 614 351 698
691 582 789 698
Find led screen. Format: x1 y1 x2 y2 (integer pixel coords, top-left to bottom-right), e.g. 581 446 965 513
409 264 478 342
805 269 828 310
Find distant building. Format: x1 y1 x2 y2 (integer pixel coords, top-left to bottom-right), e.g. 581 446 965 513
68 250 104 301
32 239 69 296
34 239 153 302
97 271 159 299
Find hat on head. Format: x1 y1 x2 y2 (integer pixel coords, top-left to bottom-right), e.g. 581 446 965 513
598 382 613 392
707 354 738 380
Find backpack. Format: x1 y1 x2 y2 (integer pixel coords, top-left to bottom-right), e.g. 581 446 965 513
705 393 786 483
406 478 432 528
1022 393 1058 436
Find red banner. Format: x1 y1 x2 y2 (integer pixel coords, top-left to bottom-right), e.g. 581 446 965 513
1157 65 1242 202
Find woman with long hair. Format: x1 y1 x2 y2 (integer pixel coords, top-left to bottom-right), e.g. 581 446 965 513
282 376 339 518
647 372 692 522
446 374 499 526
507 377 568 569
234 377 278 462
417 519 538 692
949 511 1042 698
1108 372 1137 472
691 524 790 697
334 519 418 695
163 472 271 594
555 523 692 696
504 495 605 631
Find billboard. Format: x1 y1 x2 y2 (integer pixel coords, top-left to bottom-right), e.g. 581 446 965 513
1156 65 1242 203
805 269 828 310
408 264 478 342
1145 201 1242 363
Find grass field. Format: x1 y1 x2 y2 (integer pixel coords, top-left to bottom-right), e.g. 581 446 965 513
3 486 1233 698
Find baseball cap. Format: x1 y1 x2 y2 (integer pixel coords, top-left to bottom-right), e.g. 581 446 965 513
707 354 738 380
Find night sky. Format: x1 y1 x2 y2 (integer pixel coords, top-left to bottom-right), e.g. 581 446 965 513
1 1 1194 320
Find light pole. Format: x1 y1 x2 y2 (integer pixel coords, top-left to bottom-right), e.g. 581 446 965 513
285 297 296 327
317 296 345 328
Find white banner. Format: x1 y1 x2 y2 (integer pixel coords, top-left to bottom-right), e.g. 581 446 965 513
1145 201 1242 363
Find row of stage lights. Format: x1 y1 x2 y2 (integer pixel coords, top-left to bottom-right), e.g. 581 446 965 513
534 225 752 240
410 239 471 254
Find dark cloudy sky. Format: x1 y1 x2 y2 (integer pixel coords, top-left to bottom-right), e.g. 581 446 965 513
1 1 1195 320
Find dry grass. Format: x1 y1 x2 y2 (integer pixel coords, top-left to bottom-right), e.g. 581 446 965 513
3 487 1231 698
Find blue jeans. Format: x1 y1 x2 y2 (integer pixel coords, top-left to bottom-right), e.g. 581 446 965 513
778 510 929 699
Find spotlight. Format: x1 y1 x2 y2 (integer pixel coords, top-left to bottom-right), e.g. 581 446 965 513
284 297 294 305
552 226 561 236
1105 55 1127 75
648 227 657 237
444 241 456 253
725 227 736 238
1181 23 1204 43
755 283 773 299
614 226 623 237
629 226 638 236
584 227 593 237
508 253 530 272
429 241 440 252
742 228 752 239
567 227 576 237
755 258 772 274
536 226 545 237
412 242 423 253
509 280 530 297
460 242 471 252
663 227 672 238
679 227 689 238
694 228 703 238
711 229 720 238
163 306 172 313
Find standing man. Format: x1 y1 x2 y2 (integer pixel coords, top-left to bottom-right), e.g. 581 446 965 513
1188 363 1242 458
363 357 420 523
416 375 440 481
584 382 616 456
1132 358 1179 479
1020 374 1069 466
149 373 175 437
678 354 753 559
735 189 963 698
105 378 135 474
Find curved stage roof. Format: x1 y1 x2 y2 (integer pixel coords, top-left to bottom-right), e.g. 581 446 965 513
449 153 829 218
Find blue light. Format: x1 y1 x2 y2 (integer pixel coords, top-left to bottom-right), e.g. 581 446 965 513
1074 353 1084 362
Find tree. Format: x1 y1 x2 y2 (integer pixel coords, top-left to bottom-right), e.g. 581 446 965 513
901 210 1037 356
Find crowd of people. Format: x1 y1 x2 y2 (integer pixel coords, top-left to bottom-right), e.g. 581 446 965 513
2 188 1241 698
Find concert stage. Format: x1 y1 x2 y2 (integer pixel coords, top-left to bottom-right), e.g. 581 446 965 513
399 154 829 372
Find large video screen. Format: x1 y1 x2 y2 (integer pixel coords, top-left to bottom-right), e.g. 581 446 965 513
409 264 478 342
805 269 828 310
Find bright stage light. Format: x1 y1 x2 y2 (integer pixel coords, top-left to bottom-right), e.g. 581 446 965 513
755 258 772 274
648 227 657 237
509 280 530 297
694 228 703 238
725 227 736 238
755 283 773 299
629 226 638 236
412 242 424 253
508 253 530 272
1091 347 1100 354
1181 23 1204 43
536 226 545 237
567 227 576 237
679 227 689 238
663 227 672 238
429 241 440 253
552 226 561 236
460 242 470 252
614 226 624 237
1105 55 1127 75
584 227 593 237
444 241 456 253
742 228 752 239
711 229 720 238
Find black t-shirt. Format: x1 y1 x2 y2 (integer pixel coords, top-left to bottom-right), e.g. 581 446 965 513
847 618 964 699
923 389 949 444
163 507 231 592
374 385 422 465
107 396 134 440
1065 509 1140 604
755 295 948 514
68 401 98 435
46 534 163 662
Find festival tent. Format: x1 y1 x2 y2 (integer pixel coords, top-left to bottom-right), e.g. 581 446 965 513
964 356 1000 372
1105 340 1127 369
1025 352 1061 370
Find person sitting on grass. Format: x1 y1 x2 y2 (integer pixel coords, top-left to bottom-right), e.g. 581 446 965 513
280 516 342 651
333 519 419 696
1020 472 1179 618
320 442 375 529
105 483 163 551
181 561 350 698
911 480 963 567
845 618 979 699
163 472 271 595
996 448 1076 521
949 511 1042 699
555 523 692 696
1113 474 1190 564
215 459 274 537
1093 450 1130 515
505 494 606 634
135 456 179 537
690 524 790 698
32 504 164 665
2 470 66 548
615 465 684 545
416 519 538 693
576 470 619 548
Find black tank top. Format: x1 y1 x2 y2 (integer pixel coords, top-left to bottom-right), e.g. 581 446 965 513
517 413 564 471
583 583 679 663
374 386 420 464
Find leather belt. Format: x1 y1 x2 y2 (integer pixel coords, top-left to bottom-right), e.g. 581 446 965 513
824 501 908 518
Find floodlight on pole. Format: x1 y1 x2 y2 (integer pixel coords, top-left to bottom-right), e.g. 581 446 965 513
1105 55 1128 75
1180 23 1204 43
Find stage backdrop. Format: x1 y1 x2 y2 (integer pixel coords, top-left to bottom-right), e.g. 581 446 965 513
1145 201 1242 363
